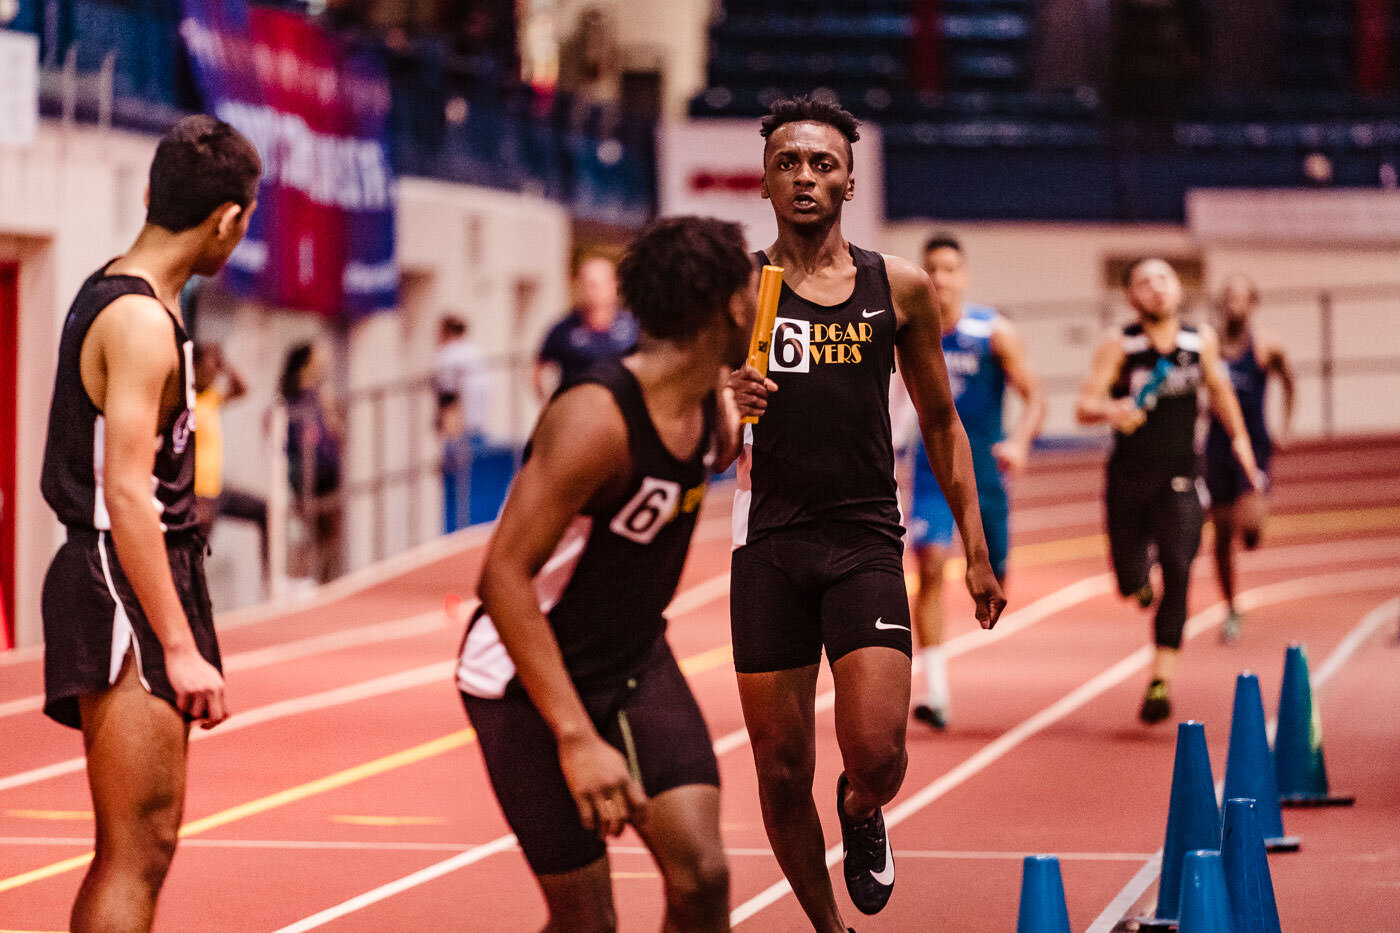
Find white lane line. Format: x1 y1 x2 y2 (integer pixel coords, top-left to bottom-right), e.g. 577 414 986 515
0 611 447 721
710 573 1113 757
1084 591 1400 933
261 571 1117 929
0 663 454 793
0 836 1156 862
270 835 521 933
731 568 1399 927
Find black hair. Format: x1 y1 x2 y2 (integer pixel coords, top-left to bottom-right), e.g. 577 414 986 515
759 95 860 168
280 343 314 403
760 95 861 145
617 216 751 342
147 115 262 233
923 231 963 255
1121 256 1165 287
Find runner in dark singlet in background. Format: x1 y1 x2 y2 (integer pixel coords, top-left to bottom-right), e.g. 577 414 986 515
1204 274 1295 643
458 217 754 932
1076 258 1260 725
726 96 1004 930
39 115 260 932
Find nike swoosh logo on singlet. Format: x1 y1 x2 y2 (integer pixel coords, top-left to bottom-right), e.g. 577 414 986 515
862 308 887 318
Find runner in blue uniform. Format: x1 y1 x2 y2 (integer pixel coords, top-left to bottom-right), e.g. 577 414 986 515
1204 274 1294 642
904 233 1044 729
458 217 754 932
727 97 1005 930
39 116 259 932
1076 259 1260 724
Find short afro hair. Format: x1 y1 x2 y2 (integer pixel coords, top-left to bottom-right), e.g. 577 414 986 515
147 115 262 233
923 231 963 256
759 95 861 146
617 216 752 342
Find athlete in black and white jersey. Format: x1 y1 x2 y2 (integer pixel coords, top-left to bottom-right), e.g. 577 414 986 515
1076 258 1260 724
726 96 1005 930
39 116 260 931
458 217 755 932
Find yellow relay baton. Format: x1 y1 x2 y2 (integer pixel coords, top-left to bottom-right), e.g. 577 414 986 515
741 264 784 425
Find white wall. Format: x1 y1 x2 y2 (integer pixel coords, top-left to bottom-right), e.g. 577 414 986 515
1 121 571 640
881 220 1400 441
0 121 156 647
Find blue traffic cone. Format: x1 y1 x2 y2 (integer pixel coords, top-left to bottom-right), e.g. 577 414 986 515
1222 672 1300 851
1145 721 1221 927
1221 798 1282 933
1178 850 1234 933
1016 855 1071 933
1275 643 1354 807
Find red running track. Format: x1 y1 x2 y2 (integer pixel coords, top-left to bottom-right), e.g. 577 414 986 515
1 436 1397 931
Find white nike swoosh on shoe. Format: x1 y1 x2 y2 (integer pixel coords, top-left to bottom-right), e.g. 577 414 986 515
862 308 887 318
874 618 910 631
869 833 895 886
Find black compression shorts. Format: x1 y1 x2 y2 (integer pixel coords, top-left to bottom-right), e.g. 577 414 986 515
460 636 719 876
42 528 221 729
730 522 912 674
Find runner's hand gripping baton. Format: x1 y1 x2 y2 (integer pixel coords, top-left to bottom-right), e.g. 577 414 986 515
740 264 785 425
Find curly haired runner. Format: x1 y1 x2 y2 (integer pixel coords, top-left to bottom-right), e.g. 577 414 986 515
725 96 1005 931
457 216 756 932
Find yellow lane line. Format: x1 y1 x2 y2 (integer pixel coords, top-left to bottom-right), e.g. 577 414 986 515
0 731 475 894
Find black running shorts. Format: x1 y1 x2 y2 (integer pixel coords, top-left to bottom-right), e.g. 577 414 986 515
460 636 719 876
42 528 221 729
730 522 913 674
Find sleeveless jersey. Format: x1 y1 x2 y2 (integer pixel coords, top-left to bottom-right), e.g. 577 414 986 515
1207 337 1271 465
1108 322 1204 479
457 359 715 693
734 244 902 546
40 266 198 534
915 303 1005 487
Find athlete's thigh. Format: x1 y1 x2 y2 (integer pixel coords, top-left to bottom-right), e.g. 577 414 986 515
830 645 911 760
79 654 189 846
631 784 725 885
977 485 1011 582
460 689 607 877
909 473 957 554
1105 472 1154 592
1151 479 1204 568
736 664 821 766
731 538 824 674
819 534 912 664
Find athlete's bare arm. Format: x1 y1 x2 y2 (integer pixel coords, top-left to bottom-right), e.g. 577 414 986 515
989 318 1046 473
476 386 648 837
1257 329 1296 447
84 296 228 727
1200 325 1262 486
1075 329 1144 433
888 255 1005 629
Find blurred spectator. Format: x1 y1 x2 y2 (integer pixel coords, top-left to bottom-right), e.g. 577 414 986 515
280 342 344 583
193 343 269 584
556 4 622 131
533 254 638 399
433 315 491 532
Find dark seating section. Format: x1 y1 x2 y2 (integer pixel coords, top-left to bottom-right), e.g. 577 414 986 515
692 0 1400 221
6 0 654 227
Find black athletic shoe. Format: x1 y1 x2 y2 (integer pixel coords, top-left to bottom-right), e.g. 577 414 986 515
836 772 894 915
1133 583 1155 609
1139 679 1172 725
912 703 948 730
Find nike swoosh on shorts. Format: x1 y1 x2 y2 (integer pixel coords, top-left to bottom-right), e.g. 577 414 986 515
874 617 910 632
